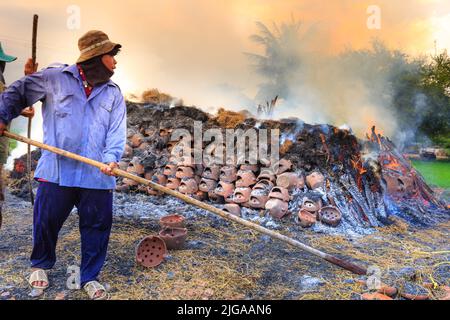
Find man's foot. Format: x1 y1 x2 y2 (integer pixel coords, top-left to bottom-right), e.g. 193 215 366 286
28 268 49 289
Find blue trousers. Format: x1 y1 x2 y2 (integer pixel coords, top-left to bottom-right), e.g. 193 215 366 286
31 181 113 286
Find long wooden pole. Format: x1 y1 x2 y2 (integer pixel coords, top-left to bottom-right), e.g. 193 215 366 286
4 130 368 275
27 14 39 205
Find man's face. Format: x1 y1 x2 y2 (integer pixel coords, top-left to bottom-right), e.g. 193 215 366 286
101 54 117 72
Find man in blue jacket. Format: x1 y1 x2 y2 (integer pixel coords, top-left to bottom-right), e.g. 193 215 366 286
0 30 126 300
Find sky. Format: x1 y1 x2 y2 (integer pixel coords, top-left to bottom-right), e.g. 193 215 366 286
1 0 450 162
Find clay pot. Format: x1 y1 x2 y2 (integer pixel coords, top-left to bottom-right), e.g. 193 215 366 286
178 178 198 194
298 209 317 228
127 161 144 176
199 178 218 192
130 133 144 148
214 181 235 198
361 293 393 301
239 163 259 173
318 206 342 227
276 172 304 190
159 214 186 229
265 198 289 219
208 191 224 204
306 171 325 190
249 188 269 209
257 169 276 183
159 228 188 250
233 187 252 204
192 190 207 201
272 158 292 175
220 166 237 183
135 235 167 268
138 142 150 151
176 166 195 179
301 197 322 213
152 174 167 186
118 161 129 171
115 184 130 192
166 177 181 190
268 186 290 202
202 165 220 181
123 177 139 187
163 164 177 176
122 144 133 158
223 204 241 217
253 180 274 191
236 170 257 187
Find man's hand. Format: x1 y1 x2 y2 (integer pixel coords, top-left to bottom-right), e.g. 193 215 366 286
24 58 38 76
100 162 119 176
0 122 7 136
20 106 35 118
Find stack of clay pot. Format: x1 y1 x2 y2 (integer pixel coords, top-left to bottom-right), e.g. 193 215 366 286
297 196 342 228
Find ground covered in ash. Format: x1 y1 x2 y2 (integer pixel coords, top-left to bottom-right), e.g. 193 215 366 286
0 190 448 300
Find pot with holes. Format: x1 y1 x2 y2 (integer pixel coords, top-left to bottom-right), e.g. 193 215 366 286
158 227 188 250
318 206 342 227
135 235 167 267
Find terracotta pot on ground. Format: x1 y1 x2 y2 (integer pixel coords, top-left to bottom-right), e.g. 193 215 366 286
214 181 235 198
298 209 317 228
236 170 257 187
199 178 218 192
318 206 342 227
257 169 276 183
276 172 305 190
265 198 289 219
306 171 325 190
233 187 252 204
122 144 133 158
249 188 269 209
176 166 195 179
163 164 177 176
130 133 144 148
158 228 188 250
192 190 207 201
220 166 237 183
135 235 167 268
223 204 241 217
159 214 186 229
208 191 224 204
178 178 198 194
202 165 220 181
253 179 274 191
268 186 291 202
272 158 292 175
301 197 322 213
166 177 181 190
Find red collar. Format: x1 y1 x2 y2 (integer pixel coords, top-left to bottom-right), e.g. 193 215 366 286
76 64 93 98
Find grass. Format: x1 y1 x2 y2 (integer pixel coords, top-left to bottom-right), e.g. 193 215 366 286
411 160 450 189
